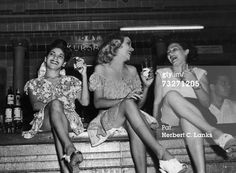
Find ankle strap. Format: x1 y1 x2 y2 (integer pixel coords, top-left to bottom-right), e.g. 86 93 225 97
62 154 71 162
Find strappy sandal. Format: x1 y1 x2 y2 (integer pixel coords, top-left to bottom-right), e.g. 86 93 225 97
159 158 191 173
62 150 83 173
214 133 236 153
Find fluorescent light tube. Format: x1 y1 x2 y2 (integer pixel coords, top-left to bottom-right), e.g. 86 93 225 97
120 25 204 31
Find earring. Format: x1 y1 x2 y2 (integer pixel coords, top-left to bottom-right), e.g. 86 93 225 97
37 61 47 78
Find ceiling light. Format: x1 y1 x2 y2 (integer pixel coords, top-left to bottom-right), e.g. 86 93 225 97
120 25 204 31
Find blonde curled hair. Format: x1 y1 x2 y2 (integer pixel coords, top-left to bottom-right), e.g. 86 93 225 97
97 34 125 64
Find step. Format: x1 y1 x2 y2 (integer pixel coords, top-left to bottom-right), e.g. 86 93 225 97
0 142 156 172
1 124 236 172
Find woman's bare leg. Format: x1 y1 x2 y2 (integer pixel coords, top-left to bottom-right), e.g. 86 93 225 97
42 99 78 172
118 98 173 160
181 119 206 173
125 121 147 173
164 91 223 139
52 128 70 173
43 99 76 155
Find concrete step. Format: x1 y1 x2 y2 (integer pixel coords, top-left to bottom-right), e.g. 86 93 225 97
1 124 236 172
0 141 156 172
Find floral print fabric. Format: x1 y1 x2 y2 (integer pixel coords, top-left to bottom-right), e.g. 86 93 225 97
87 72 147 146
23 75 85 138
89 73 142 99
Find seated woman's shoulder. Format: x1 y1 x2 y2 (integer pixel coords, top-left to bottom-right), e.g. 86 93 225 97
126 64 137 74
24 78 40 93
191 66 204 70
155 67 171 73
26 77 40 84
94 64 105 73
192 66 207 74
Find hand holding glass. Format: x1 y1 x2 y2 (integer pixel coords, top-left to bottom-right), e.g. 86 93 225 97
73 57 84 70
141 57 154 80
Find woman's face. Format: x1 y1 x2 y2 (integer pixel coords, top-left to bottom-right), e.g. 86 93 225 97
116 37 134 62
45 48 66 70
167 43 189 66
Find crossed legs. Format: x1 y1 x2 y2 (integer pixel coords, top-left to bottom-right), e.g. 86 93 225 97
126 121 147 173
116 98 175 172
42 99 78 173
163 91 225 173
181 119 206 173
164 91 223 141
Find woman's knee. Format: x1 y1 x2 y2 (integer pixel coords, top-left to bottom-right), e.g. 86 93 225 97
121 98 136 107
119 99 138 117
48 99 64 113
164 91 182 103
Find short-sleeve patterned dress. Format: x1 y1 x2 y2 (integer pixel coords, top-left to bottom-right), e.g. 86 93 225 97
87 72 157 147
23 75 85 138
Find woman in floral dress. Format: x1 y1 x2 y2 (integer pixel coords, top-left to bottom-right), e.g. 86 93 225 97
87 34 190 173
24 39 89 173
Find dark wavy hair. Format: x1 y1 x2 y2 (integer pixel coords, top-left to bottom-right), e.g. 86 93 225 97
167 38 198 64
46 39 71 62
97 34 126 64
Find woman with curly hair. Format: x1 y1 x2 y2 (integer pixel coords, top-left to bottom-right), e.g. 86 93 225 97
87 34 190 173
24 39 89 173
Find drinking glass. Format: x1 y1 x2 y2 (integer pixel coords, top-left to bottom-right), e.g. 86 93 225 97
141 57 153 79
73 57 85 71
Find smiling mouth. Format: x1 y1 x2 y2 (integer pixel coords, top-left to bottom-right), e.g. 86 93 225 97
170 56 177 63
50 60 59 65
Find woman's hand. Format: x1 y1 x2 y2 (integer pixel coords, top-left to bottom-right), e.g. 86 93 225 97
182 68 197 82
73 57 87 76
126 90 143 101
140 68 154 87
150 121 159 130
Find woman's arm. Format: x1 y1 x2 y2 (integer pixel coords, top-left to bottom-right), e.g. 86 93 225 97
91 65 122 109
93 89 122 109
138 85 148 108
153 74 163 120
28 88 45 111
183 69 210 107
78 73 90 106
137 67 154 108
75 59 90 106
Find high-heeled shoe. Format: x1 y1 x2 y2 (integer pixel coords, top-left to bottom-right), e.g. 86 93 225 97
62 150 83 173
159 158 190 173
214 133 236 153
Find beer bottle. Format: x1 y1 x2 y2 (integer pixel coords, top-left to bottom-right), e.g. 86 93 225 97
14 88 23 133
5 86 14 133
